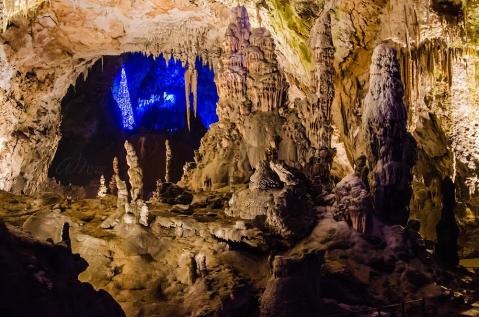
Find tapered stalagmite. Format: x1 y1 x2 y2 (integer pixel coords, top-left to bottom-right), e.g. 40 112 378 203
113 156 128 211
309 10 335 150
124 141 144 202
362 44 417 226
165 139 172 183
298 10 336 186
97 175 107 198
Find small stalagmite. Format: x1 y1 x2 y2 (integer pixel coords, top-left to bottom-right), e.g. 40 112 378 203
97 175 107 198
124 141 144 202
165 139 172 183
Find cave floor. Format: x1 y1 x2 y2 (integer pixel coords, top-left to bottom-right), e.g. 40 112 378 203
1 190 479 316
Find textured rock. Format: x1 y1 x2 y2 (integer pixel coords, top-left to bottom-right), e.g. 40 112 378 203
260 252 323 317
226 160 315 242
0 220 125 317
124 141 143 202
362 44 417 226
333 174 373 233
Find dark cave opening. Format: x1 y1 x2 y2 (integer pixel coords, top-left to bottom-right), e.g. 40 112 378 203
48 53 219 196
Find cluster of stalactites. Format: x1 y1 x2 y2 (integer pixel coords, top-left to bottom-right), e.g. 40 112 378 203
216 6 288 120
396 38 469 115
362 44 417 226
2 0 46 31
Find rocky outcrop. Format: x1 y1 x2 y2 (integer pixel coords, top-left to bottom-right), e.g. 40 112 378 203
260 251 323 317
333 174 373 234
0 220 124 317
226 160 316 242
362 44 417 226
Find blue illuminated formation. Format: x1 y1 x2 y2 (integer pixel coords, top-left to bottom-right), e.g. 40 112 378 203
112 54 219 132
113 67 135 130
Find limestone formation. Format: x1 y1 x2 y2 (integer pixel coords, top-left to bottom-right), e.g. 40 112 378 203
261 252 323 317
108 175 117 196
226 160 315 242
2 1 479 316
435 177 459 267
124 141 143 202
333 175 373 234
249 160 283 190
139 202 149 227
216 6 288 121
362 44 417 226
97 175 107 198
113 157 128 212
60 222 71 250
296 10 336 187
165 139 172 183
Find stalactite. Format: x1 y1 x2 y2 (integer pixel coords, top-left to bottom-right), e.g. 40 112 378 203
185 65 192 131
192 66 198 118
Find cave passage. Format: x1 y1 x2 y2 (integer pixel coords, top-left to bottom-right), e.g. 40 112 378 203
49 53 219 196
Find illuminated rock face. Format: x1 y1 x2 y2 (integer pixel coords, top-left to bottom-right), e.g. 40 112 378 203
362 44 417 226
216 6 288 121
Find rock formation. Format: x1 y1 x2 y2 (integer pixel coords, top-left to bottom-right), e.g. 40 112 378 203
226 160 315 242
164 139 172 183
435 177 459 267
296 10 336 187
124 141 143 202
362 44 417 226
333 175 373 234
97 174 107 198
139 202 149 227
261 252 323 317
0 220 125 317
216 6 288 121
113 157 128 213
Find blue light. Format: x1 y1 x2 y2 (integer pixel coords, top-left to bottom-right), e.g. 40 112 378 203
112 67 135 130
111 54 219 132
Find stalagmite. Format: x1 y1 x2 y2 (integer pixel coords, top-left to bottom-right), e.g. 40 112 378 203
113 157 128 212
298 10 336 187
124 141 144 202
165 139 172 183
60 222 71 250
109 175 117 195
139 202 149 227
97 175 107 198
435 177 459 267
362 44 417 226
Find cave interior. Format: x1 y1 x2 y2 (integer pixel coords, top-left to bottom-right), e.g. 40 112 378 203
1 1 479 317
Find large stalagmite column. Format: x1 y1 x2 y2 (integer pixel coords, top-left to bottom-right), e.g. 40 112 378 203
362 44 417 226
307 10 336 187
